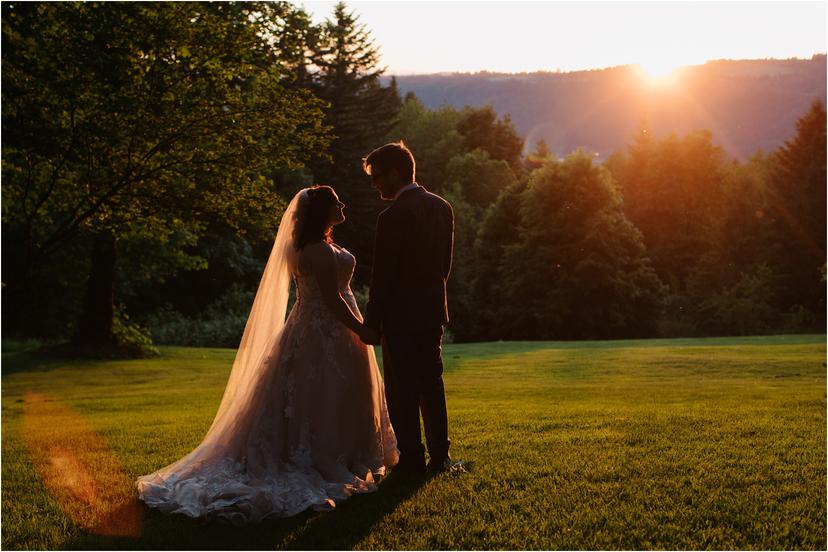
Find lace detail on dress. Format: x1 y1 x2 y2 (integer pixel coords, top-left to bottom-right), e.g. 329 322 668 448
137 245 398 525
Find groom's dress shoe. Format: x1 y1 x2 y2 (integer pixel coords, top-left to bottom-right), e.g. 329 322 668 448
427 457 451 473
427 457 468 475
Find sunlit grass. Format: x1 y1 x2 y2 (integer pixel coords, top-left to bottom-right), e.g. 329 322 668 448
2 335 825 549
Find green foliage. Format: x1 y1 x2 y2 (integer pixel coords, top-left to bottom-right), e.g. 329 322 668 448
2 2 328 250
0 339 47 354
472 179 528 340
1 2 329 345
440 150 518 339
116 225 208 300
445 149 517 208
1 227 90 340
143 283 253 347
350 283 371 316
456 105 524 171
782 305 818 333
718 152 775 272
765 100 827 326
613 129 727 291
605 127 811 338
486 153 665 339
439 184 479 341
692 263 780 336
524 137 553 172
390 96 523 198
390 95 466 191
112 307 159 357
126 229 268 324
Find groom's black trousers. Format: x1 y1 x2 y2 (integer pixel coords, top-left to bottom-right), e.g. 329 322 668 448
381 328 450 468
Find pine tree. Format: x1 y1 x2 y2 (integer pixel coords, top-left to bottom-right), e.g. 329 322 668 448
616 130 727 293
308 2 401 281
766 100 827 326
524 138 553 171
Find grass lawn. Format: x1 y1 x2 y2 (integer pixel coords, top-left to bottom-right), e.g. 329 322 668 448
2 335 826 549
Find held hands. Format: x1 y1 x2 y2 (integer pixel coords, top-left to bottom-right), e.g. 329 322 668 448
358 325 382 346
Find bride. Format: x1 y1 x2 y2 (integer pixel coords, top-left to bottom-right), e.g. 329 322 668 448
136 186 399 525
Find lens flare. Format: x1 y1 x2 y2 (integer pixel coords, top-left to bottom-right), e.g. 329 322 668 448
21 392 143 537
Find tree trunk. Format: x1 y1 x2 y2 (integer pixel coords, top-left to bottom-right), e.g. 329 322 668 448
73 231 117 347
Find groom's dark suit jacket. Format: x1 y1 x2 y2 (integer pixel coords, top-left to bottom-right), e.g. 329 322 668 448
365 185 454 334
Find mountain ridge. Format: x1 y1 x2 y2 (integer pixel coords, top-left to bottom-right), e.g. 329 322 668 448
385 55 827 159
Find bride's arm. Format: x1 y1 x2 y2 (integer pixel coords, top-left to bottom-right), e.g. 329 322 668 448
305 243 366 336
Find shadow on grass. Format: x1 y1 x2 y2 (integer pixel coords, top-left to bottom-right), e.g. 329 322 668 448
1 348 76 378
62 472 428 550
2 341 157 379
283 472 428 550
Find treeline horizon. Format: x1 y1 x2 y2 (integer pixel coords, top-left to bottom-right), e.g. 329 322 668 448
390 56 827 161
2 2 825 356
387 54 826 77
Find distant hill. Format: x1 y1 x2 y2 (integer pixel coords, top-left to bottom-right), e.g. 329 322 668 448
387 56 827 159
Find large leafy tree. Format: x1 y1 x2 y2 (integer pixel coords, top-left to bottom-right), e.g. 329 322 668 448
445 149 517 209
387 95 465 193
680 153 779 335
495 153 665 339
388 95 524 198
440 151 518 340
456 105 524 172
471 179 528 340
2 2 329 353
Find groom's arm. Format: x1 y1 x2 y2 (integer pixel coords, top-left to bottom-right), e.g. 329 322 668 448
443 202 455 281
365 210 402 332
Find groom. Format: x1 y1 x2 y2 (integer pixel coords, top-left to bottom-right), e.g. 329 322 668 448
360 141 455 475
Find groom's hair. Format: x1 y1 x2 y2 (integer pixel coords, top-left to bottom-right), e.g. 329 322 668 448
362 141 416 183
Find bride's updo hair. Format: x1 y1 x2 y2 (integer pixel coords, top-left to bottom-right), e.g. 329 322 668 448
294 185 337 251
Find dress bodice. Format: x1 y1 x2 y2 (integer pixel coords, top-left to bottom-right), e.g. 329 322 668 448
332 246 356 292
293 245 359 321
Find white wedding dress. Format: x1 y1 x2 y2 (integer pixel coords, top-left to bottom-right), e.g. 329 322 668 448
136 191 398 525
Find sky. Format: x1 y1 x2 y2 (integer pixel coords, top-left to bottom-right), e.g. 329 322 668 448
301 1 827 75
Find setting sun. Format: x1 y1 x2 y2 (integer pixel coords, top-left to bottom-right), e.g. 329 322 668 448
636 60 683 85
638 59 682 78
